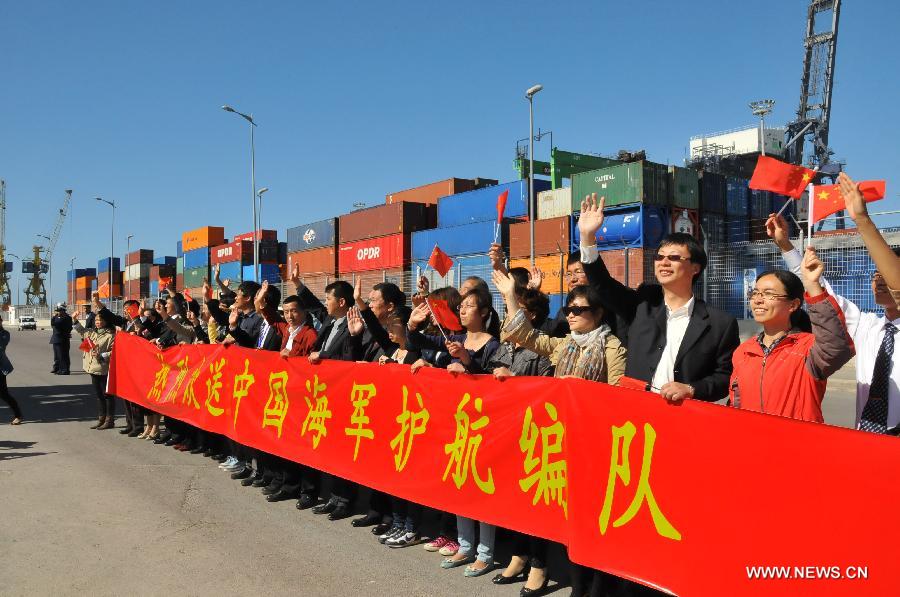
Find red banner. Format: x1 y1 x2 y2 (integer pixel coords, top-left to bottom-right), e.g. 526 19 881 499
108 332 898 596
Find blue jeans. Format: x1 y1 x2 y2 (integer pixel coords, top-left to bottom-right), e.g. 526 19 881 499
457 516 496 563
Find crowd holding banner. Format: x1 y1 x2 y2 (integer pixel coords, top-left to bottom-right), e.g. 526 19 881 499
59 173 899 596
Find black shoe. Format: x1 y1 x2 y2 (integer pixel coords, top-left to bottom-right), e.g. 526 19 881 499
372 522 393 535
328 505 350 521
296 494 317 510
241 473 262 487
351 513 381 528
230 467 252 480
519 578 549 596
266 490 299 503
202 448 215 458
51 370 58 374
261 484 282 496
119 426 133 435
189 445 206 454
493 566 529 585
58 371 70 375
162 435 179 446
128 428 144 438
312 501 337 515
251 477 269 488
213 453 228 462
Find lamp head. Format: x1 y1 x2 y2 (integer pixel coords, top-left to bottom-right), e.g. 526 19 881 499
222 105 235 113
257 187 269 196
525 84 543 98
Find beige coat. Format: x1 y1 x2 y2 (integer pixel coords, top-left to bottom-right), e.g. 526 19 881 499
74 321 115 376
500 313 626 385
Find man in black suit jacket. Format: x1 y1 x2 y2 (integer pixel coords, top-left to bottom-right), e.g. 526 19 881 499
578 194 740 402
50 304 73 374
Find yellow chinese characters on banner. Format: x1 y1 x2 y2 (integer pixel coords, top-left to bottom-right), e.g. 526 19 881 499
302 374 331 449
443 393 495 495
262 371 289 438
345 383 376 461
232 359 255 429
181 357 206 410
599 421 681 541
205 358 226 417
519 402 568 518
147 353 171 403
390 385 429 472
165 356 191 404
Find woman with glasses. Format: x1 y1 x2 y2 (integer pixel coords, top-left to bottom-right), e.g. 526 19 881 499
729 246 854 422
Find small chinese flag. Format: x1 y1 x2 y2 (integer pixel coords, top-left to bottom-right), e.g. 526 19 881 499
124 303 141 320
158 276 173 290
428 245 454 277
97 280 110 299
811 180 885 224
427 298 462 331
79 336 96 352
183 288 193 302
749 156 817 199
496 189 509 224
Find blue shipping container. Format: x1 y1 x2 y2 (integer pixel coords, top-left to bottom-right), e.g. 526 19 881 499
67 268 97 282
217 261 243 284
287 218 338 253
242 263 281 284
749 189 772 219
700 212 727 246
176 241 183 258
699 172 727 214
153 256 177 266
571 204 668 250
725 219 750 243
725 177 749 216
548 293 565 317
91 279 98 292
149 281 159 298
278 242 287 265
98 257 121 273
411 220 506 260
183 247 210 269
437 179 551 228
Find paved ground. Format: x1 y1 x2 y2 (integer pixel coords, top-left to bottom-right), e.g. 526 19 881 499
0 329 860 596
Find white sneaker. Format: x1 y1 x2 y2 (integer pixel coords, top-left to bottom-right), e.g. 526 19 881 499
219 456 237 469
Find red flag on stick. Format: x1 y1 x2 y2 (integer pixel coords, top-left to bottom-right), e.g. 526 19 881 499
97 280 110 299
158 276 173 290
79 336 96 352
496 189 509 224
811 180 885 224
749 155 816 199
428 245 454 277
124 303 141 320
183 289 193 302
427 298 462 332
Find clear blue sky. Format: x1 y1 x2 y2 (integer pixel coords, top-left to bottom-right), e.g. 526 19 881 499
2 0 897 303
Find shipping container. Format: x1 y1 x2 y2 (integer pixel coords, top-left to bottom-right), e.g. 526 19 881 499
67 268 96 282
126 263 151 281
176 257 184 275
177 240 183 258
150 265 175 282
278 242 287 265
726 219 750 243
98 257 121 273
438 179 551 228
770 194 797 219
749 189 772 219
509 255 568 296
176 273 184 290
183 247 210 269
412 253 505 314
75 276 95 291
182 226 225 252
548 294 565 318
385 177 493 206
91 279 97 292
670 208 700 239
597 248 650 288
536 187 573 220
153 256 177 266
571 161 668 210
126 279 149 298
725 177 750 216
211 240 253 265
699 171 727 214
126 249 154 266
749 218 770 242
242 263 281 284
233 229 277 243
286 218 339 253
571 204 668 250
339 202 436 244
149 281 159 298
339 233 410 273
287 247 337 275
217 261 243 285
667 166 699 209
97 271 123 286
699 212 727 246
183 266 209 289
258 240 279 264
508 216 572 259
411 220 505 261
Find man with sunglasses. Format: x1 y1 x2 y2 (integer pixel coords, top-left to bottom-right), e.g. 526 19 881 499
578 193 740 402
768 173 900 434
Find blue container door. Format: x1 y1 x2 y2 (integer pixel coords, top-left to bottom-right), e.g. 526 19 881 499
411 220 503 260
725 178 749 216
571 205 667 251
437 179 551 228
548 293 565 316
217 261 243 284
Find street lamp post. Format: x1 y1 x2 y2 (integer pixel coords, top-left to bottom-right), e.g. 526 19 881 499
8 252 20 305
96 198 116 300
37 234 52 306
222 104 259 280
525 84 543 266
750 99 775 156
256 187 269 238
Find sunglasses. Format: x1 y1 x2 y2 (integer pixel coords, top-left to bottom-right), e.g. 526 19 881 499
653 254 690 263
562 305 593 316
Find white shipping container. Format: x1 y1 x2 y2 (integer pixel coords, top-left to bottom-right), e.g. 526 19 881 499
689 125 785 158
537 187 573 220
126 263 151 281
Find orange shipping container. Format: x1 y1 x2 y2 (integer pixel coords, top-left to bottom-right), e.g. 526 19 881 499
508 216 572 259
75 276 95 290
182 226 225 252
287 247 337 276
598 248 652 288
339 202 436 244
509 255 568 296
386 178 476 206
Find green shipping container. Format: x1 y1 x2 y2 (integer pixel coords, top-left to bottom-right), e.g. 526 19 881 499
183 265 209 289
176 257 184 275
667 166 699 209
571 161 668 210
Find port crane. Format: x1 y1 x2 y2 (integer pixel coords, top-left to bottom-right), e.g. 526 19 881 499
25 189 71 306
0 180 11 306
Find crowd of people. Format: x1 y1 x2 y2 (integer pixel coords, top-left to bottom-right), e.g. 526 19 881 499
5 173 896 597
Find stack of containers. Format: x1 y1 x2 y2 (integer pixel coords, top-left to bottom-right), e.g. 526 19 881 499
97 258 123 298
210 239 253 288
570 161 670 288
286 218 339 300
227 230 281 284
667 166 700 239
67 268 96 305
724 177 750 242
411 179 550 310
698 172 727 246
182 226 224 297
507 217 571 308
339 202 436 293
150 256 176 298
125 249 153 300
748 189 772 242
385 177 497 205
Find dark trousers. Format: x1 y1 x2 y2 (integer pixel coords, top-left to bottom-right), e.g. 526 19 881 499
390 495 421 532
90 374 115 418
326 475 355 507
122 399 143 430
0 374 22 419
511 532 549 569
52 340 71 373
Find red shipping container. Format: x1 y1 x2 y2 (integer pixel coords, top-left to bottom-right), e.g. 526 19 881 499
258 240 279 264
211 240 253 265
345 268 410 294
599 248 649 288
150 265 175 282
508 216 572 259
287 247 337 276
386 178 476 206
97 271 123 286
338 233 410 273
126 249 154 266
175 274 184 290
339 202 436 243
233 230 277 243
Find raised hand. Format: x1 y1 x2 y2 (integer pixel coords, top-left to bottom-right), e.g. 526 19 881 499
410 358 430 374
228 305 240 329
488 243 507 272
202 279 213 301
527 266 544 290
408 302 430 329
290 263 303 290
254 280 269 311
491 270 517 299
347 306 365 336
838 172 869 222
577 193 605 245
417 275 429 295
353 276 366 309
800 246 825 296
765 213 793 252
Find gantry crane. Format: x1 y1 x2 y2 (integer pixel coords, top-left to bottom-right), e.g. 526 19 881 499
24 189 71 306
0 180 11 306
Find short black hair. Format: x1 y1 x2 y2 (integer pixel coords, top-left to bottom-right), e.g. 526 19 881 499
516 287 550 328
893 246 900 257
325 280 354 306
463 276 490 293
508 267 530 288
373 282 406 310
263 284 281 309
238 281 261 299
658 232 707 282
283 294 303 308
566 250 581 267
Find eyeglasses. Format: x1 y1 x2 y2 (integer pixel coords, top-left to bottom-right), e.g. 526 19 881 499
562 305 593 316
565 270 586 279
653 254 690 263
747 289 790 301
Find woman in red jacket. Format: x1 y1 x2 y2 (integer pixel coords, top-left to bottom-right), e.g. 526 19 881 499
729 247 854 423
